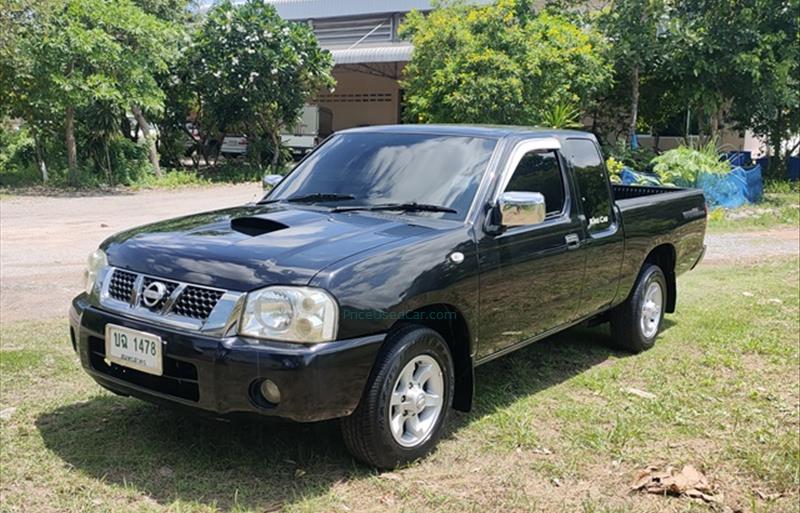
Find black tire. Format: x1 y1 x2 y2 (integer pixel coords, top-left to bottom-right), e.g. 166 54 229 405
341 325 454 469
610 264 667 353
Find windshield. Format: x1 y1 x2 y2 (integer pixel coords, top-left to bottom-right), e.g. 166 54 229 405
265 132 498 220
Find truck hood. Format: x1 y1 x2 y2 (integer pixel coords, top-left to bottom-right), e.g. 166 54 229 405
103 204 439 291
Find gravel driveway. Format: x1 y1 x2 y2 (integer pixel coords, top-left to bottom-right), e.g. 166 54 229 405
1 185 797 322
1 184 262 323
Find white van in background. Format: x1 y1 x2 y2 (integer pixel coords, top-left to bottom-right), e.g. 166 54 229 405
219 105 333 159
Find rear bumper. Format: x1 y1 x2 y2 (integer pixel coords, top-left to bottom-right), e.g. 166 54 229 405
69 295 383 422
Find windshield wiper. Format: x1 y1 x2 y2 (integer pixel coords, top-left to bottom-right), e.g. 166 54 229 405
261 192 355 204
332 202 457 214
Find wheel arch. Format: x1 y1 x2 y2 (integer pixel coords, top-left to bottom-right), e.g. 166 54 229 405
644 243 676 313
390 303 474 412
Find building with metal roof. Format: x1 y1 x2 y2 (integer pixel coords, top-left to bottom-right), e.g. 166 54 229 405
259 0 494 130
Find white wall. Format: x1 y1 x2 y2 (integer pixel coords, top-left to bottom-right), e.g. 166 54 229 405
315 69 402 131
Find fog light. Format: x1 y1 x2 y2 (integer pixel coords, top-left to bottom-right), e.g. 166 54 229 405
259 379 281 404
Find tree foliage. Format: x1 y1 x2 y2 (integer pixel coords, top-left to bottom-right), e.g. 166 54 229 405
595 0 799 175
595 0 676 139
399 0 612 125
2 0 798 186
669 0 799 173
1 0 182 183
187 0 334 168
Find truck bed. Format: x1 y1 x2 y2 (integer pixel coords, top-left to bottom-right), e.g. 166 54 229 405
611 183 706 219
611 183 707 297
611 183 685 200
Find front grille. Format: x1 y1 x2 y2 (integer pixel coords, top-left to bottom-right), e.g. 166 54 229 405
104 269 227 323
108 269 136 302
172 286 225 320
88 336 199 401
141 276 178 311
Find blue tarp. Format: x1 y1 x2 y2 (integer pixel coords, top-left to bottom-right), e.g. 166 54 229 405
731 164 763 203
694 164 763 209
754 156 800 181
620 167 662 186
724 151 752 167
697 171 746 209
621 164 764 209
790 157 800 181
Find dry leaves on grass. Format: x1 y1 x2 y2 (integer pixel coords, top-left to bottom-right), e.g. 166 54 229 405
623 387 657 400
631 465 719 504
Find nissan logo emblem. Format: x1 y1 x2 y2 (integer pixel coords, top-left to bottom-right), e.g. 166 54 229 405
142 281 168 307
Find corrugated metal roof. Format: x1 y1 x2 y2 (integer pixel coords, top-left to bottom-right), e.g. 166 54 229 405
330 43 414 64
314 15 394 48
265 0 494 20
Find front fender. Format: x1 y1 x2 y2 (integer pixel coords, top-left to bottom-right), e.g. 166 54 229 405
310 228 480 356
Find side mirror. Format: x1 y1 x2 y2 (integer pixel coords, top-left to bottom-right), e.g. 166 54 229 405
262 174 283 189
498 191 546 227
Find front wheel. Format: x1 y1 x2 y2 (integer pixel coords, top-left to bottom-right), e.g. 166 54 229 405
341 325 453 469
610 264 667 353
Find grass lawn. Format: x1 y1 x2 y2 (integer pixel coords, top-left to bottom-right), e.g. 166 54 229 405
707 192 799 233
1 257 798 513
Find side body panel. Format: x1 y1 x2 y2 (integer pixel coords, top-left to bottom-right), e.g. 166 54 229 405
476 217 587 359
612 190 706 306
474 137 588 360
309 226 481 355
561 136 626 313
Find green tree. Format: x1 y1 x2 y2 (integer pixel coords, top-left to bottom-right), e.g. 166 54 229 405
399 0 612 126
189 0 334 169
0 0 63 182
1 0 180 183
669 0 799 175
596 0 672 141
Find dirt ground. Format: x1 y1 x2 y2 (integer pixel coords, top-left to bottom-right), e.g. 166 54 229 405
0 184 797 322
703 228 800 264
0 184 262 323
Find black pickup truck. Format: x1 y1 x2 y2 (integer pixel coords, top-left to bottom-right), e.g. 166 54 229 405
70 125 706 468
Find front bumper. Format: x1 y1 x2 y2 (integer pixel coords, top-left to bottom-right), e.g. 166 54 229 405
69 295 383 422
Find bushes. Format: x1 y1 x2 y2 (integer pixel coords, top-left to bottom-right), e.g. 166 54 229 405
0 124 156 188
129 169 209 189
606 156 624 183
0 127 35 171
0 123 274 190
0 127 39 186
603 140 657 172
200 161 266 183
651 141 730 187
764 179 799 194
96 137 153 186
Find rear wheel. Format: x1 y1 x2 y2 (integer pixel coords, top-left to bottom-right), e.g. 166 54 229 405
341 325 453 469
610 264 667 353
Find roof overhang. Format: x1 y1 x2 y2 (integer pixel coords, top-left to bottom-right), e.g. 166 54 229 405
268 1 435 20
265 0 496 21
329 44 413 65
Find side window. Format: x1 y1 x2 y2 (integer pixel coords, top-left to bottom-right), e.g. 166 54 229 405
504 150 565 217
563 139 613 232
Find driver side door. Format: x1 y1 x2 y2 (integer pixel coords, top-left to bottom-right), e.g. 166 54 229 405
477 141 587 360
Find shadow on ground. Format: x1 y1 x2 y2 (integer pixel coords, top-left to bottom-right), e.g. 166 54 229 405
36 323 644 511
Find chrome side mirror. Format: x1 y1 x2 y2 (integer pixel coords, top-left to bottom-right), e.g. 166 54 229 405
498 191 546 227
262 174 283 189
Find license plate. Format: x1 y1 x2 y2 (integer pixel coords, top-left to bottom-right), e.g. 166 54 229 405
104 324 163 376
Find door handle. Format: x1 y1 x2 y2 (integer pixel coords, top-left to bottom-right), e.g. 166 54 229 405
565 233 582 250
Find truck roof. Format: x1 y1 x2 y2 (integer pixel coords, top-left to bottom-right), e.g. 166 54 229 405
338 124 594 141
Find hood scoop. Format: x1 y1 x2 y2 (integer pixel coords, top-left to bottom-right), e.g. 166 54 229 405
230 216 288 237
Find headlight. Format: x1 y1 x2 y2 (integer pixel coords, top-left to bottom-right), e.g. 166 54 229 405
239 286 338 343
84 249 108 294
